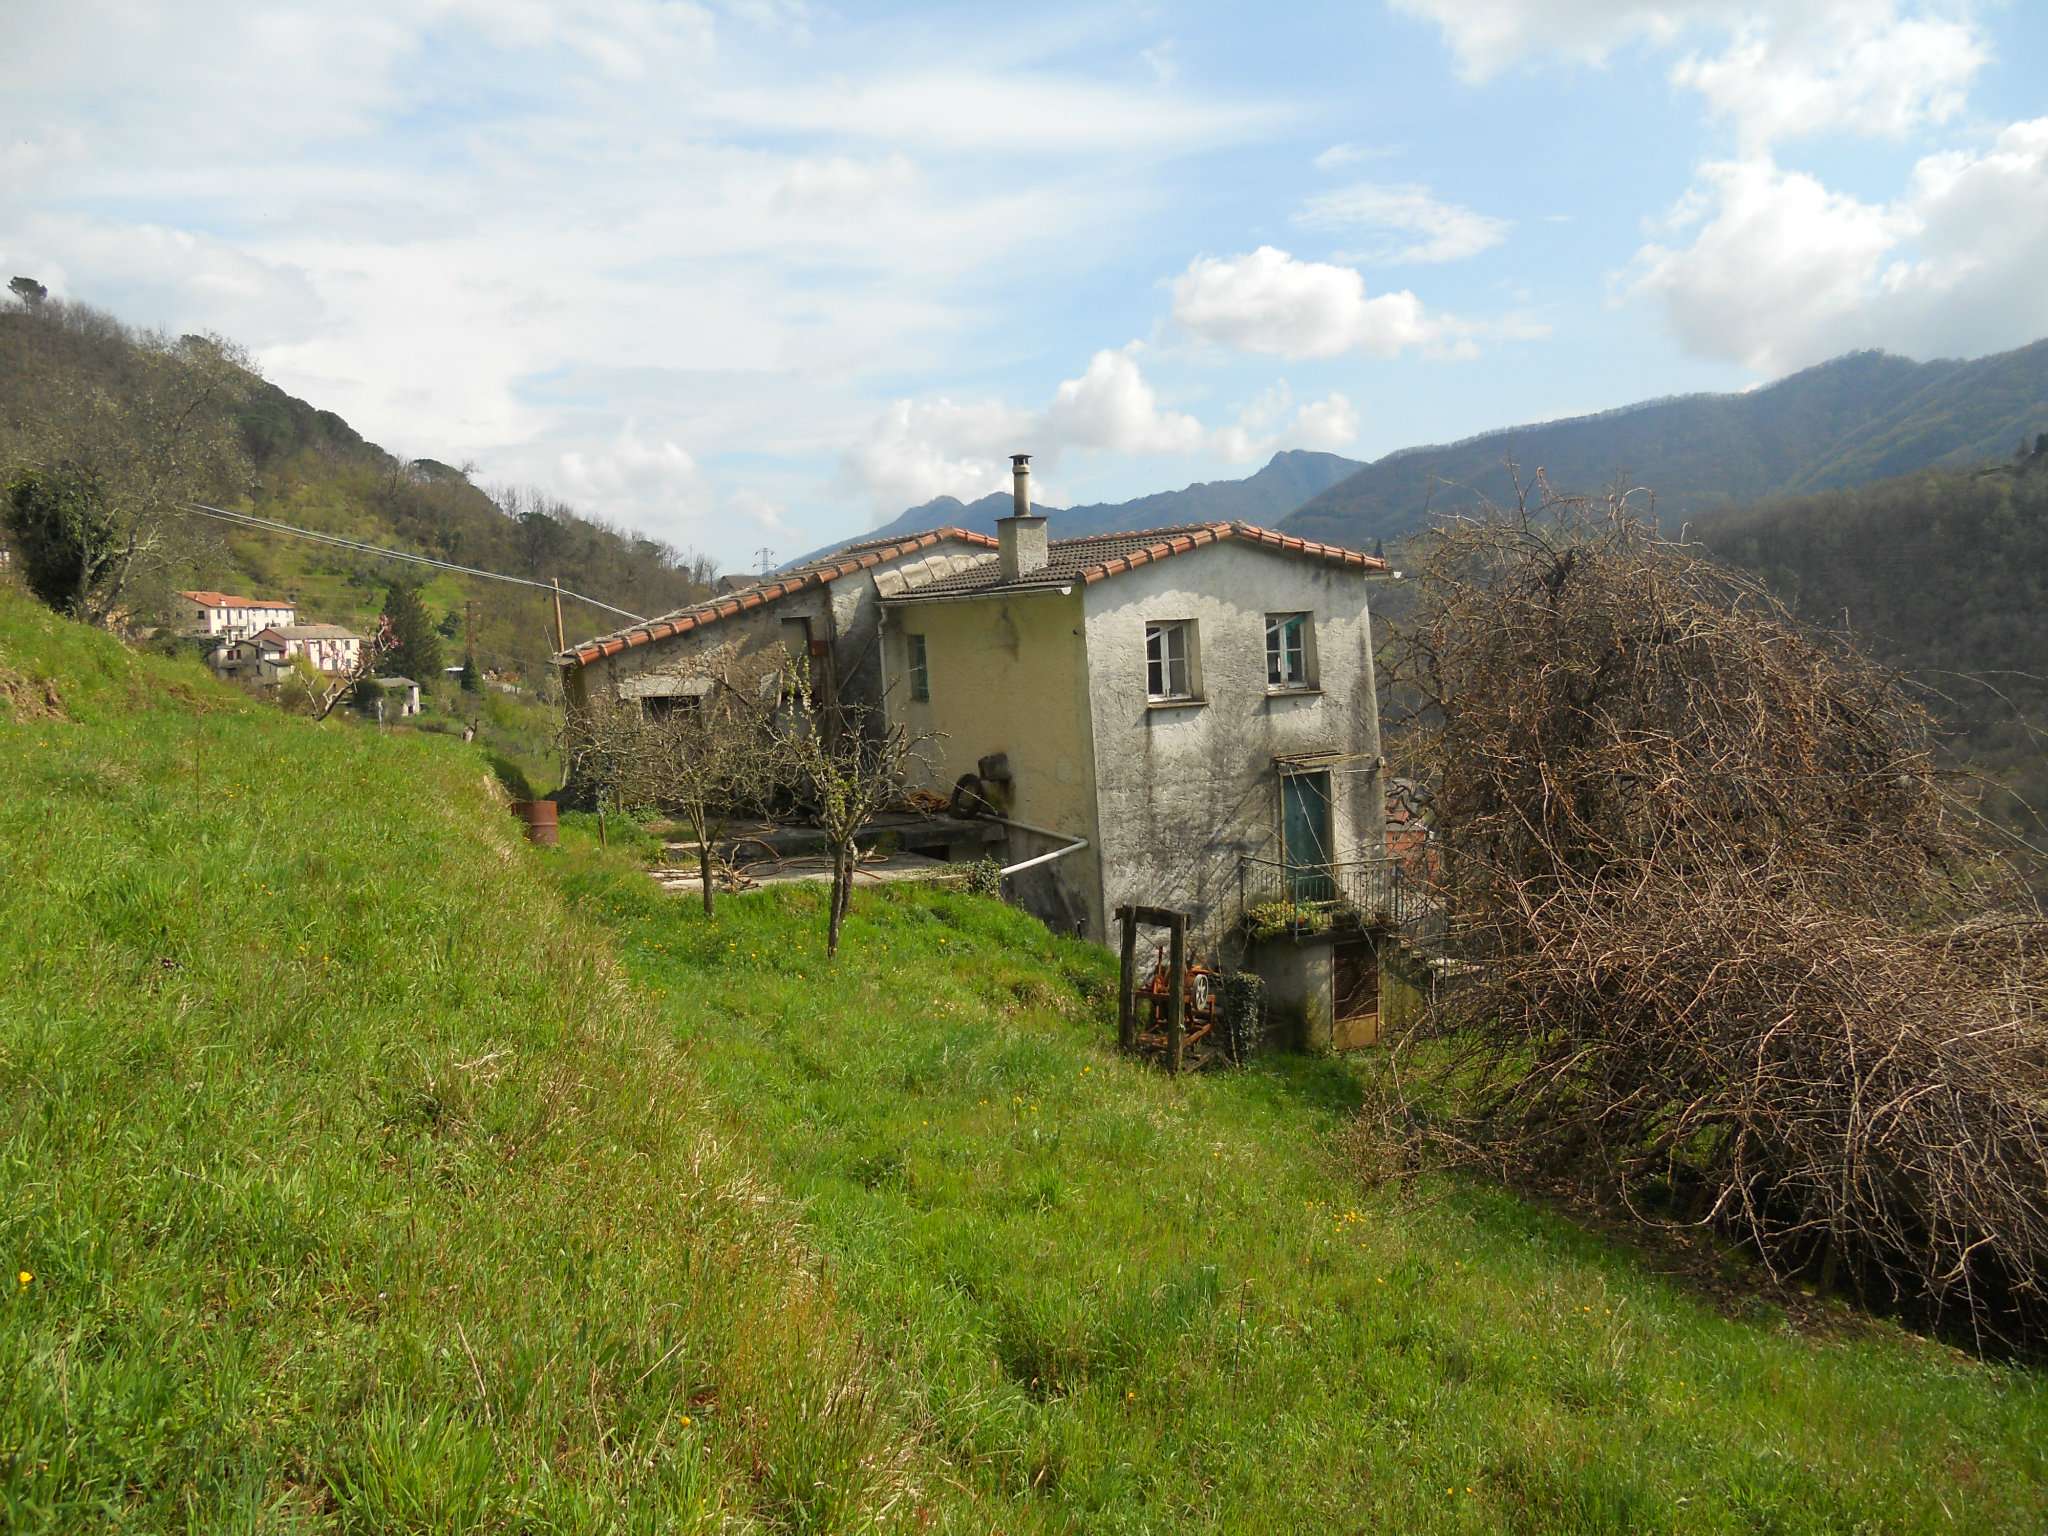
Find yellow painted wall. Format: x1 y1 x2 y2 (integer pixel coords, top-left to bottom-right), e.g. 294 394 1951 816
883 591 1104 934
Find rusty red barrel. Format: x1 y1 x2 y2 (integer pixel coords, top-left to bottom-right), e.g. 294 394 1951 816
511 799 558 845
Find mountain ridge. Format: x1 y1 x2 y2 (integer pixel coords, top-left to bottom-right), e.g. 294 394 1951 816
1282 342 2048 547
795 449 1363 567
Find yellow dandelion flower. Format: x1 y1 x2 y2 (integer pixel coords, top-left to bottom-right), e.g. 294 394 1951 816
16 1270 30 1287
680 1414 693 1427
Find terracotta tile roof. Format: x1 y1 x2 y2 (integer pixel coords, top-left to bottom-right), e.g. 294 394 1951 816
556 527 999 667
255 624 361 642
885 521 1387 601
179 589 294 610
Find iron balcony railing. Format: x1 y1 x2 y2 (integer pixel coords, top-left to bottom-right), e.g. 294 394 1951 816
1236 854 1428 938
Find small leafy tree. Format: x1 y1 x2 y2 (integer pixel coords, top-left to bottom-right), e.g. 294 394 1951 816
274 654 328 716
459 652 482 692
4 465 119 616
8 277 47 310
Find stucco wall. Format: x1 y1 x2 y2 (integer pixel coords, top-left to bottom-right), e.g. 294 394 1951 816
881 590 1102 936
1080 542 1385 953
1250 934 1336 1052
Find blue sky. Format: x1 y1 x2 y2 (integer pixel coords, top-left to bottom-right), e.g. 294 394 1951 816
5 1 2046 569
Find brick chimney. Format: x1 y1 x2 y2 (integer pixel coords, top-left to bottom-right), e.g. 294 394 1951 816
997 453 1048 581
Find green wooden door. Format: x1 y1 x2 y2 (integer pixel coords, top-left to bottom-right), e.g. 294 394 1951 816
1282 771 1334 902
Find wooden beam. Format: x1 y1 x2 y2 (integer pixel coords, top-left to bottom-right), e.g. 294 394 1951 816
1117 909 1138 1053
1166 914 1186 1074
1116 903 1186 929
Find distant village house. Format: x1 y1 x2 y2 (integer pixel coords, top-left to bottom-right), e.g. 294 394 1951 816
212 623 363 683
176 589 297 642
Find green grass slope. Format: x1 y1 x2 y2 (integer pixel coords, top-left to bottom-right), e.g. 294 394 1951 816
569 863 2048 1533
7 586 2048 1531
0 592 989 1532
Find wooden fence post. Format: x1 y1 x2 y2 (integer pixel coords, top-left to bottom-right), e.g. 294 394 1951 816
1117 906 1138 1052
1166 913 1186 1074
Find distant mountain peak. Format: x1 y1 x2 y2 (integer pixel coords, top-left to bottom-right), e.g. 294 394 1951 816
1283 338 2048 548
798 451 1365 567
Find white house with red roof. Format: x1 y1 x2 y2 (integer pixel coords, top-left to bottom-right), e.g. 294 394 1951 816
175 589 297 642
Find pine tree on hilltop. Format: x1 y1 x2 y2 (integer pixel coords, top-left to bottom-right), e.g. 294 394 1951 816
380 582 443 681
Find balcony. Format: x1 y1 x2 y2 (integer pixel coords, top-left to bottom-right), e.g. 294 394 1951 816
1237 854 1425 939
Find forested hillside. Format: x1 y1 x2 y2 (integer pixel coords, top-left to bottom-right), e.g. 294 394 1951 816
0 297 713 683
1286 342 2048 550
1694 446 2048 861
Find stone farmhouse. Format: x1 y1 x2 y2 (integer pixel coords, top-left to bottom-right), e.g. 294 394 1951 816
876 457 1389 949
175 589 297 642
555 456 1401 1046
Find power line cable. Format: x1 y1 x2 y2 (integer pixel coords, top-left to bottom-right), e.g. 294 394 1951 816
179 501 648 624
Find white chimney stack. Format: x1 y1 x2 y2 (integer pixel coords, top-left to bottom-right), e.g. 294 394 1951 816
997 452 1048 581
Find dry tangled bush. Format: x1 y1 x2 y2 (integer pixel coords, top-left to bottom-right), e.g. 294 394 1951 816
1385 484 2048 1346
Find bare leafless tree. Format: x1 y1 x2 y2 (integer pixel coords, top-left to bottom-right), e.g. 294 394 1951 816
643 646 785 914
1380 477 2048 1346
776 665 936 958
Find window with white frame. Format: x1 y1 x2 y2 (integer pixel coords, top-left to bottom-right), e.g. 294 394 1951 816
1266 612 1312 688
1145 620 1195 700
907 632 930 702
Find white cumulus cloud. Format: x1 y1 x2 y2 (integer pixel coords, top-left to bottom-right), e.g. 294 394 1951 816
555 423 711 527
1626 118 2048 373
1393 1 1986 149
1672 7 1983 150
1170 246 1438 360
1210 382 1361 463
1043 346 1205 457
843 348 1364 518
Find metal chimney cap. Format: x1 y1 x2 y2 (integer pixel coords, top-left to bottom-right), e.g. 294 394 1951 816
1010 453 1032 468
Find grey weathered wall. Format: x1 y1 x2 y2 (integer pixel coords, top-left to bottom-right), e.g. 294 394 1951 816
563 590 826 712
1080 542 1385 952
562 537 991 723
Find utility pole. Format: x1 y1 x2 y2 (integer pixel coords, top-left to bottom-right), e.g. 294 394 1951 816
550 577 566 654
463 598 479 660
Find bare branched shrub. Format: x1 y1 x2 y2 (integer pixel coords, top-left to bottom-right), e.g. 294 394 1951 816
776 663 937 959
1385 482 2048 1345
563 639 784 912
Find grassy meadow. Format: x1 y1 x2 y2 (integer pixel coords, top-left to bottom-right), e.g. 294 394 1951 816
4 584 2047 1532
0 593 988 1532
566 853 2048 1534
